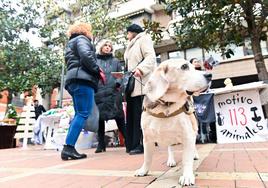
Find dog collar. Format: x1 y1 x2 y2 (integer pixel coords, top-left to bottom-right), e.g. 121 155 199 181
144 104 193 118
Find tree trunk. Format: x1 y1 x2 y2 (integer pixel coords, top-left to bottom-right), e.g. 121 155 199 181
251 36 268 81
243 0 268 81
251 37 268 118
244 0 268 118
4 90 13 116
7 90 12 104
251 36 268 119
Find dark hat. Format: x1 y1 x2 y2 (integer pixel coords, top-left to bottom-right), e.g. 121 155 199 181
126 24 144 33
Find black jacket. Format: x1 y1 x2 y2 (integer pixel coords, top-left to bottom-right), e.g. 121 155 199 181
64 34 100 91
34 105 46 120
95 54 124 121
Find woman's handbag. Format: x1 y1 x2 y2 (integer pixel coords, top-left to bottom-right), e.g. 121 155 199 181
123 72 135 96
83 101 99 132
123 51 144 96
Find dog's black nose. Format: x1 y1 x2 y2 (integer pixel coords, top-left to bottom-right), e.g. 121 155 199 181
204 73 212 81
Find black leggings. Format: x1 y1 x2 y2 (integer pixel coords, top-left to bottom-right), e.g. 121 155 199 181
125 95 143 151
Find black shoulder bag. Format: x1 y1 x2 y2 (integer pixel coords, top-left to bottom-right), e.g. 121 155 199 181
123 55 144 97
123 70 135 96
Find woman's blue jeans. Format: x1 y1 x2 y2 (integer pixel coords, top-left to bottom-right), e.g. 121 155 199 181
65 83 94 146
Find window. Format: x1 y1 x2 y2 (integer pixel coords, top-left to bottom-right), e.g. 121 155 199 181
205 44 245 61
228 44 245 59
243 39 268 56
204 50 224 61
261 40 268 55
244 39 253 56
156 54 161 64
168 51 184 59
185 48 203 61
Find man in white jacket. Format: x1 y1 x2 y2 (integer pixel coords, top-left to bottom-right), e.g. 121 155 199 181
124 24 156 155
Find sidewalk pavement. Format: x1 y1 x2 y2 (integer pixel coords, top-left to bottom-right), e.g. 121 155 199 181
0 142 268 188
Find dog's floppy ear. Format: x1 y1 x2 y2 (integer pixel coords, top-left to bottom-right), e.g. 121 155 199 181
145 64 169 102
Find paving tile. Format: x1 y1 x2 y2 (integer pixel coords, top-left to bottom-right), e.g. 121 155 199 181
62 147 171 172
103 176 155 188
235 180 265 188
0 174 119 188
0 171 20 178
195 179 235 188
130 175 156 184
259 173 268 181
198 156 218 167
216 162 235 172
235 162 256 172
0 142 267 187
103 177 138 188
196 172 260 181
122 183 147 188
264 182 268 187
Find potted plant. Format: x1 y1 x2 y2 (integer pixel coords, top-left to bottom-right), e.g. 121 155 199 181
0 104 18 149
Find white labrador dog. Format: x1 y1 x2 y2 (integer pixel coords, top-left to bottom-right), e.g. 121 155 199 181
134 58 212 186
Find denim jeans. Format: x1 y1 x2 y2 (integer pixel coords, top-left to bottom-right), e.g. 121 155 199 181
65 83 94 146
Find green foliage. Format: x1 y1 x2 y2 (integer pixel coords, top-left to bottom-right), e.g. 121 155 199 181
5 104 17 119
0 0 131 105
83 0 130 45
164 0 268 55
0 0 63 99
163 0 268 81
38 0 131 72
40 0 130 45
5 103 20 125
0 42 62 94
143 19 165 44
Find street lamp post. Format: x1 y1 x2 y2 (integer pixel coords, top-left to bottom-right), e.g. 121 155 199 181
58 62 65 108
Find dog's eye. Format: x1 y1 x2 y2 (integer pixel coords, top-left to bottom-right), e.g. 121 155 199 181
181 64 189 70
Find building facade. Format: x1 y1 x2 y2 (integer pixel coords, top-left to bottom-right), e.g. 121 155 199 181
112 0 268 88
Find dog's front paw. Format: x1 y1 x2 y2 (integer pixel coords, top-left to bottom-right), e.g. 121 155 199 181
179 172 195 186
167 158 176 167
134 167 149 177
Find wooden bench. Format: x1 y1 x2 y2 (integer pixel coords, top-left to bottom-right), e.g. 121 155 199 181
14 105 36 148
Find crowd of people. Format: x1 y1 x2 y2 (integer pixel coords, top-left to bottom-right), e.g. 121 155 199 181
59 21 210 161
60 22 156 160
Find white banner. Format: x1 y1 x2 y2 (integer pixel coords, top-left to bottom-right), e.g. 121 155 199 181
214 89 268 143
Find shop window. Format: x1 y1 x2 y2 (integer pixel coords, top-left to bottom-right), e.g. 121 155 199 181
261 40 268 55
205 44 245 61
168 51 184 59
204 50 224 62
185 48 203 61
156 54 161 64
243 39 268 56
244 39 253 56
229 45 245 59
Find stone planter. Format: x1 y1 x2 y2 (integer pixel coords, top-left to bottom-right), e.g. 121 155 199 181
0 125 17 149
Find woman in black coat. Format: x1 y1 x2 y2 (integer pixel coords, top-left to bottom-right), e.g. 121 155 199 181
94 40 126 153
62 22 105 160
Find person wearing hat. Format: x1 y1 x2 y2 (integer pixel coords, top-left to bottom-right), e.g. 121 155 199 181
124 23 156 155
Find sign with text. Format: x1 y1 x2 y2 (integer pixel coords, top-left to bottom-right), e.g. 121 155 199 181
214 89 268 143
